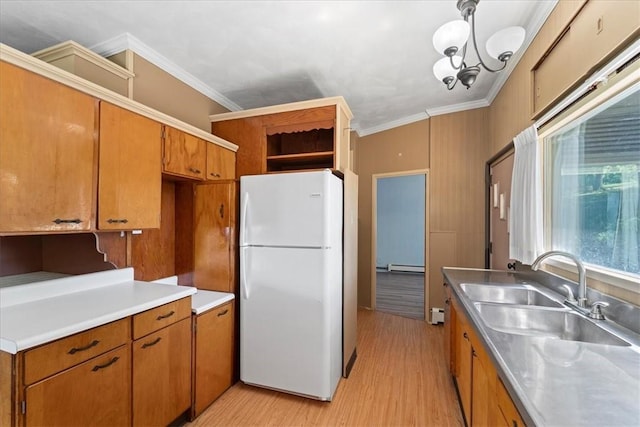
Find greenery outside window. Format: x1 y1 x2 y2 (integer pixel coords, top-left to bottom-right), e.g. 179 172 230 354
542 82 639 284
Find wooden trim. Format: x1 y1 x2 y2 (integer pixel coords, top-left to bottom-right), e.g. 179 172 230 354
0 43 237 152
371 169 430 321
265 119 335 136
209 96 353 122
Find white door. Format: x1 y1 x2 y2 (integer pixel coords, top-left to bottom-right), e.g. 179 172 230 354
240 171 338 248
240 246 338 399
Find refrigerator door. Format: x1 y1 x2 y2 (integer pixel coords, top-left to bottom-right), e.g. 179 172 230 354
240 170 341 248
240 245 342 400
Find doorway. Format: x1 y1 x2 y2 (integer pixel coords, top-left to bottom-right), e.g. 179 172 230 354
489 151 515 270
372 170 428 321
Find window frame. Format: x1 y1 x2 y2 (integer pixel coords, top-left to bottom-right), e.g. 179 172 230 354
537 58 640 294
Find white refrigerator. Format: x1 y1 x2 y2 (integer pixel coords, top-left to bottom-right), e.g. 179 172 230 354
239 170 343 401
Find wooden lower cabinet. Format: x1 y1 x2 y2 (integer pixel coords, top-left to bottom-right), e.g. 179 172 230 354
133 317 192 426
449 299 525 427
191 301 235 419
24 344 130 427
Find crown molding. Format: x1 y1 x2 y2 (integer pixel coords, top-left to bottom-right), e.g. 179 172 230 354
426 98 490 117
356 112 429 137
32 40 135 79
485 0 558 104
90 33 243 112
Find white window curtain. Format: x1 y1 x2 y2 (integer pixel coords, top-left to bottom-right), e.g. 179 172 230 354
509 125 543 264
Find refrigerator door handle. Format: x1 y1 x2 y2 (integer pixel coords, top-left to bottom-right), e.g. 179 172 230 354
240 191 249 247
241 247 250 299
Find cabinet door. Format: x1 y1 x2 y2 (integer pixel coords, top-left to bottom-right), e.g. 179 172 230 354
25 345 130 427
206 143 236 180
456 313 473 424
163 126 207 180
496 378 526 427
98 102 162 229
193 182 236 292
471 344 498 427
0 61 97 233
443 284 455 375
133 317 191 426
192 301 235 418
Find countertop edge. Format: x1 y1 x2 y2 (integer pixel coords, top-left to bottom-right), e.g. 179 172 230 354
1 285 196 354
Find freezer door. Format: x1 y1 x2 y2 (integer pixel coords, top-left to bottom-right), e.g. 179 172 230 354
240 170 342 248
240 246 342 400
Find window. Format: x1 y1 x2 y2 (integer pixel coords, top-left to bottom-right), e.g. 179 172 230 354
543 84 639 280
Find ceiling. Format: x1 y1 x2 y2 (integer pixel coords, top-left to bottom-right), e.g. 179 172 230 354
0 0 557 136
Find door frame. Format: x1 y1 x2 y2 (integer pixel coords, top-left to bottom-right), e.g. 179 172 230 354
371 169 430 321
486 143 514 269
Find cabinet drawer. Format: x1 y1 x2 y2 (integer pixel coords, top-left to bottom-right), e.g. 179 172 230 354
132 297 191 339
23 318 129 385
25 344 131 427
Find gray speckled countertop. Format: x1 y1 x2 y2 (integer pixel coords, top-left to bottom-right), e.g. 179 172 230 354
442 267 640 427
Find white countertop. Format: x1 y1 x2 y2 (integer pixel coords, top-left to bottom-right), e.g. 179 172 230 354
191 290 235 315
0 268 196 354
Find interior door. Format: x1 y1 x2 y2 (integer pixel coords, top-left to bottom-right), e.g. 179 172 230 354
489 152 515 270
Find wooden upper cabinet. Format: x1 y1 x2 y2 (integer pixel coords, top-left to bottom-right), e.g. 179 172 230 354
163 126 207 180
98 102 162 230
206 142 236 181
210 97 352 178
0 61 97 233
532 0 640 117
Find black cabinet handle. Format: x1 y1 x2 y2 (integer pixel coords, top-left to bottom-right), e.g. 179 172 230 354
463 332 469 340
210 172 221 178
189 167 201 174
472 349 477 358
512 421 518 427
107 218 128 224
219 204 224 219
156 310 175 321
141 337 162 349
507 262 517 270
92 356 119 372
445 298 450 305
68 339 100 355
217 309 229 317
53 218 81 224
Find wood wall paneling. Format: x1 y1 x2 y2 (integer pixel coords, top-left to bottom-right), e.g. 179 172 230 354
355 120 430 308
131 181 176 281
0 236 43 277
41 234 118 275
175 183 196 286
95 232 128 269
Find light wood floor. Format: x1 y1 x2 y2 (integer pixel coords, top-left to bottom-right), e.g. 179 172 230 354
186 309 463 427
376 272 425 320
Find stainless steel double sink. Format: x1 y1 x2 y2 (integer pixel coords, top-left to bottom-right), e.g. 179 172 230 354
460 283 631 347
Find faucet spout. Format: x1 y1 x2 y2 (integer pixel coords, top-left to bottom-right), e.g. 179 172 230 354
531 251 587 308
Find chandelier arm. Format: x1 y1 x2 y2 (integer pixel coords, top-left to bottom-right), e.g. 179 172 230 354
449 55 464 71
446 77 459 90
469 12 508 73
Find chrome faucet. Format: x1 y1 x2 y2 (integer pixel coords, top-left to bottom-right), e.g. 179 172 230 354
531 251 588 308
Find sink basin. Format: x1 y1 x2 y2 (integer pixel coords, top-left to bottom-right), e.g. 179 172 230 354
460 283 563 308
474 303 630 346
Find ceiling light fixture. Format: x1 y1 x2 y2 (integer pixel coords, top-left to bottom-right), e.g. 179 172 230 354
432 0 525 90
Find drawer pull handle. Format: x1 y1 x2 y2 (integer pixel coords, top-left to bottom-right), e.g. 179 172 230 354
68 339 100 355
210 172 221 178
156 310 175 320
463 332 469 340
219 204 224 218
92 356 119 372
53 218 81 224
472 349 477 358
217 309 229 317
142 337 162 349
189 167 201 174
107 218 129 224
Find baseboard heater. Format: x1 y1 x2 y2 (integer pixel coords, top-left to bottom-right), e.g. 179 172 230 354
386 264 425 273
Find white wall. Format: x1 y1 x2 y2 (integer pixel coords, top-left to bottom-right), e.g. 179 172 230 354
376 174 425 269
